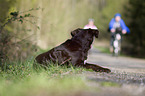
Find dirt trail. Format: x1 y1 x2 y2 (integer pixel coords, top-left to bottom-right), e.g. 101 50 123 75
87 49 145 73
84 49 145 96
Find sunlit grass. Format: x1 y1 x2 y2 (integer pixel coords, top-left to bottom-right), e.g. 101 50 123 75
0 59 92 96
0 73 87 96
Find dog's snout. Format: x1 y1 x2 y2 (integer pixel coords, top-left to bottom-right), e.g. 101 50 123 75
94 30 99 38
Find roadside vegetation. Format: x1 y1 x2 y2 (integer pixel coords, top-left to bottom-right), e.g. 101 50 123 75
0 58 95 96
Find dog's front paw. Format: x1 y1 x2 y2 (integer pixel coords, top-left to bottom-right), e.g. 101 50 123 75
102 68 111 73
84 63 111 73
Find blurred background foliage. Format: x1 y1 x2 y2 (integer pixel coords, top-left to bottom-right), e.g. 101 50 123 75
0 0 145 63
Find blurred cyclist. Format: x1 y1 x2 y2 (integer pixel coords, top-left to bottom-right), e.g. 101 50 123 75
109 13 130 53
84 19 97 53
84 19 97 29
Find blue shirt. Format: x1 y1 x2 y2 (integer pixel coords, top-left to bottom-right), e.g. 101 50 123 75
109 18 130 33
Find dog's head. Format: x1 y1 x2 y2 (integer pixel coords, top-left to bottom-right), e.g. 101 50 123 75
71 28 99 38
91 29 99 38
71 28 82 37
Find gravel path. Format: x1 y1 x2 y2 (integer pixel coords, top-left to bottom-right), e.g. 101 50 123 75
87 49 145 73
84 49 145 96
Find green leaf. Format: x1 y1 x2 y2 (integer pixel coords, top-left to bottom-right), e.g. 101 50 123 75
20 16 23 18
19 19 23 24
37 26 40 29
24 13 31 17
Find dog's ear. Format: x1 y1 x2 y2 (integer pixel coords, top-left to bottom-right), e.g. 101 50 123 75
71 28 81 37
93 29 99 38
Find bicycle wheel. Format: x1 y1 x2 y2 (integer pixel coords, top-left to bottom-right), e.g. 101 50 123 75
113 40 119 57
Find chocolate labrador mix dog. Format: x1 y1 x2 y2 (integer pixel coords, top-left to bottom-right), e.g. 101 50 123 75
35 28 111 73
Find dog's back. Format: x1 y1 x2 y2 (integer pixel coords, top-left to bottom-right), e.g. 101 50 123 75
35 28 99 66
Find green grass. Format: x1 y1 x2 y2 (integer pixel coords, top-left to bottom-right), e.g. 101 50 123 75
95 46 110 54
100 82 120 87
0 59 95 96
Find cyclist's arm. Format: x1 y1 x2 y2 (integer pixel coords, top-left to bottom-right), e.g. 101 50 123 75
109 18 115 30
84 25 88 29
120 19 126 30
109 18 116 32
120 19 128 34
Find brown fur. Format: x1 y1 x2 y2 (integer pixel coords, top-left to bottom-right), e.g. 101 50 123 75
35 28 111 73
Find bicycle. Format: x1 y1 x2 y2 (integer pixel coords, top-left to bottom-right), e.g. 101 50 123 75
112 28 122 56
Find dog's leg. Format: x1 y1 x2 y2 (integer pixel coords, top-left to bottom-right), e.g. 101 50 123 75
83 63 111 73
